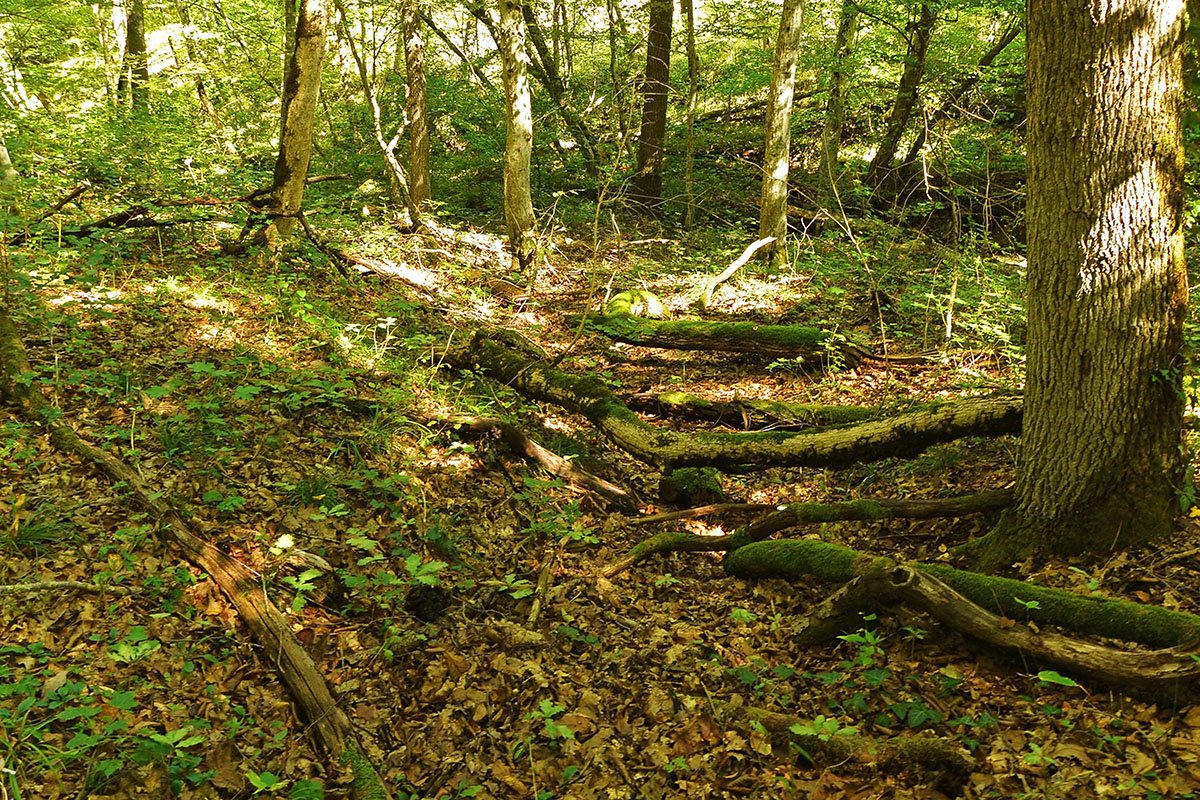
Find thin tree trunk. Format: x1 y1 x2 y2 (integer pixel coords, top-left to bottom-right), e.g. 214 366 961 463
901 17 1023 168
818 0 858 201
266 0 329 247
334 0 415 221
974 0 1187 568
497 0 536 271
758 0 807 267
122 0 149 112
173 0 223 127
419 10 495 91
683 0 699 227
866 1 935 190
632 0 673 211
92 1 119 102
403 0 432 210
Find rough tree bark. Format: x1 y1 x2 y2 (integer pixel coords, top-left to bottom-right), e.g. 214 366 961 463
497 0 536 271
403 0 432 211
758 0 807 267
973 0 1189 568
266 0 328 247
866 1 935 190
632 0 673 211
818 0 859 201
121 0 149 112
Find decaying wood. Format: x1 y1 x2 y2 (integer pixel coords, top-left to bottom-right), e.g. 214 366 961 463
0 308 392 800
724 538 1200 688
623 502 778 525
0 580 134 596
604 489 1011 576
627 390 880 430
443 332 1022 471
447 416 628 499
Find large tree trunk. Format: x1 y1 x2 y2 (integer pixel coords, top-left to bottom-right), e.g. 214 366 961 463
403 0 432 211
758 0 807 267
818 0 858 201
632 0 673 211
266 0 328 247
974 0 1188 569
866 1 935 190
497 0 536 272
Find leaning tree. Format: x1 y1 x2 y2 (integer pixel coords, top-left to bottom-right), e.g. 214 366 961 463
971 0 1189 569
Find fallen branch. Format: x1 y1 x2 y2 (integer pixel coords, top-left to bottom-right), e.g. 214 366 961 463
725 538 1200 647
0 308 392 800
623 502 777 525
446 416 628 499
701 236 775 308
0 580 134 596
604 489 1011 576
442 332 1022 470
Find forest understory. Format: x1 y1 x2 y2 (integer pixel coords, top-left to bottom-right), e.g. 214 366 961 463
4 213 1200 800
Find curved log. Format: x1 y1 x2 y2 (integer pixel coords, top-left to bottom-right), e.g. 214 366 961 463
443 332 1022 470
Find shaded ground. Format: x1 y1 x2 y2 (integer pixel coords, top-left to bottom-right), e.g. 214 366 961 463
3 219 1200 799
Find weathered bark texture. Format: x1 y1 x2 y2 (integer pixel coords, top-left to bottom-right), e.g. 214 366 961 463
0 309 392 800
978 0 1189 568
758 0 807 266
723 539 1200 689
444 332 1022 470
866 1 935 189
683 0 700 227
267 0 328 245
632 0 673 210
403 0 432 211
818 0 859 199
497 0 536 271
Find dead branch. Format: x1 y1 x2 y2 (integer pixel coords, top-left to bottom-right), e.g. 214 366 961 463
701 236 775 308
0 308 392 800
623 502 778 525
0 580 134 596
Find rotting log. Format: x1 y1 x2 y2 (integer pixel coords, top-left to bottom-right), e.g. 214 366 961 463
627 390 880 430
723 538 1200 654
443 332 1022 470
0 309 393 800
585 313 867 367
603 489 1012 576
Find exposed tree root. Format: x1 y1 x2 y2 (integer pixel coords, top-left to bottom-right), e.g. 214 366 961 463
0 309 393 800
603 489 1011 576
723 539 1200 689
626 389 879 430
442 332 1021 470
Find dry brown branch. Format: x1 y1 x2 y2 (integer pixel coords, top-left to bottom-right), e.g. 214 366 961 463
0 580 134 596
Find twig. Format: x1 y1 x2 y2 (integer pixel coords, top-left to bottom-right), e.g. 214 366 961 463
527 551 556 626
623 503 778 525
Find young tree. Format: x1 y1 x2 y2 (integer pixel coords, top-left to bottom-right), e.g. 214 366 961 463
632 0 673 211
497 0 536 271
818 0 858 201
866 1 935 190
758 0 807 266
120 0 149 112
403 0 432 211
973 0 1188 569
265 0 328 247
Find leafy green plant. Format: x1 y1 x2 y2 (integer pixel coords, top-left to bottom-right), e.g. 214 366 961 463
789 715 857 741
527 700 575 745
487 573 535 599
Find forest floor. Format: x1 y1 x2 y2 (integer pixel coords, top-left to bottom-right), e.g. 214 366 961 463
3 214 1200 800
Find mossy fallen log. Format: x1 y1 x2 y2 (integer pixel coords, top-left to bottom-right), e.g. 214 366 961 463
603 489 1011 576
723 539 1200 650
444 332 1022 470
627 390 880 429
586 312 867 367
